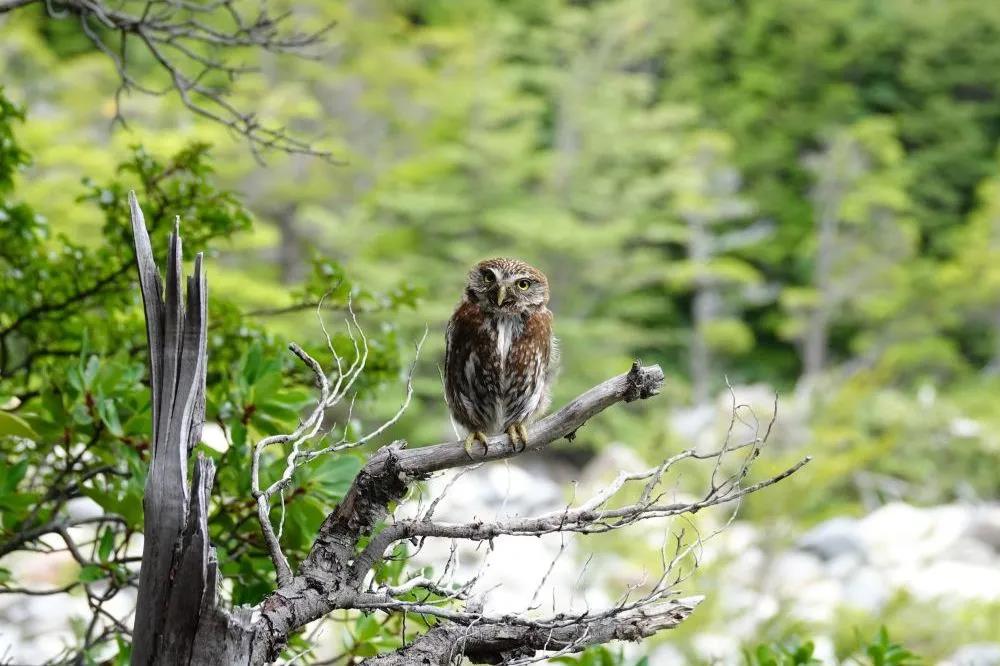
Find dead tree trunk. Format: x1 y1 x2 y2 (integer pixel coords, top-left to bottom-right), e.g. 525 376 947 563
129 193 254 664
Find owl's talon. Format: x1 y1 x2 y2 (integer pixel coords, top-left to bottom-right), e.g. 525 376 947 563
506 425 520 452
507 423 529 453
464 431 489 459
517 424 530 449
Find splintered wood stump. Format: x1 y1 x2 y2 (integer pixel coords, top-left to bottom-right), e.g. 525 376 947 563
128 193 253 665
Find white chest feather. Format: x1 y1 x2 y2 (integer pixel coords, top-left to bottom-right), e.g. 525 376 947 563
496 318 515 367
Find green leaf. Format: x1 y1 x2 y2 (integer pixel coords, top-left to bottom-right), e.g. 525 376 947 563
355 614 382 642
114 634 131 666
304 455 363 502
242 343 264 386
78 564 105 582
83 355 100 388
98 527 115 562
71 402 93 426
0 411 38 439
753 645 778 666
2 460 29 494
282 495 328 550
374 543 408 585
97 398 124 437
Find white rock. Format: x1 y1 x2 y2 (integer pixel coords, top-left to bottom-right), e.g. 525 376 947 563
201 421 229 452
788 578 842 624
65 496 104 521
798 517 864 561
950 418 983 439
944 643 1000 666
967 507 1000 551
812 636 838 665
905 560 1000 603
771 551 826 589
841 566 890 612
826 551 865 578
693 632 742 665
649 643 688 666
670 404 716 449
580 443 648 482
701 522 760 567
857 502 971 566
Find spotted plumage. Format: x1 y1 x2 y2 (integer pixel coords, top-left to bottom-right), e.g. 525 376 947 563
444 257 557 455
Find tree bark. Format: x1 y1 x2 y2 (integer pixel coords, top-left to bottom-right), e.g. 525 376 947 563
361 599 701 665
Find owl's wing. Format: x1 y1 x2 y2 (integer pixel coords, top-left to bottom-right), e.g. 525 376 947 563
443 302 481 417
443 316 457 396
444 318 454 379
443 311 468 378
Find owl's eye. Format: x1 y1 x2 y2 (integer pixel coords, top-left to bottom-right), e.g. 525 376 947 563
482 271 495 284
516 279 531 290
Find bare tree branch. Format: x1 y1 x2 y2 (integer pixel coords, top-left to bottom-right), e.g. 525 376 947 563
360 597 704 666
0 0 37 12
0 0 334 161
249 300 424 587
243 357 810 665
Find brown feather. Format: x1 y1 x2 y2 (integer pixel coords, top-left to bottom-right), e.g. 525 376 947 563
444 259 556 436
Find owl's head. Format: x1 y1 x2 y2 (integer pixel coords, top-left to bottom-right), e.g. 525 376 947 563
465 257 549 315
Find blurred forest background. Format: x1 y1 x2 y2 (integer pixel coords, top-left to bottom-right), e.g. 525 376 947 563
2 0 1000 664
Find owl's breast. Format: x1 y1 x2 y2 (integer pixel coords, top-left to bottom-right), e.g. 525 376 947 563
491 314 525 370
445 302 552 434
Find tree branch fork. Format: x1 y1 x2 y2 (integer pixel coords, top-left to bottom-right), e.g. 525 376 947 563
125 195 809 665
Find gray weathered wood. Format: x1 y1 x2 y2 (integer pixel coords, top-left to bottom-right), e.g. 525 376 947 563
129 193 253 665
361 597 702 665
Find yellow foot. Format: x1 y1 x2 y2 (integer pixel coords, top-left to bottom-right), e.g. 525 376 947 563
507 423 530 453
517 423 529 448
464 431 489 459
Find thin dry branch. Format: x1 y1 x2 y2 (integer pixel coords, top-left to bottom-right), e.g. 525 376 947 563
354 455 808 574
0 0 334 161
250 307 425 587
360 597 704 666
245 360 809 664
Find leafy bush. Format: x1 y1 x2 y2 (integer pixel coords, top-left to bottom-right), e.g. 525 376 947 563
747 628 920 666
0 89 406 659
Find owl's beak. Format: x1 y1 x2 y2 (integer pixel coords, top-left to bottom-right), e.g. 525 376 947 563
496 285 507 306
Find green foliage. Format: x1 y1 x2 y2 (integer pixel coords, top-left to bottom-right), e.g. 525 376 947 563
0 87 408 658
0 90 29 193
746 640 822 666
748 629 919 666
865 627 920 666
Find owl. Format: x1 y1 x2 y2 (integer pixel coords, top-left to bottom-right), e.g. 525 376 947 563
445 257 556 457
